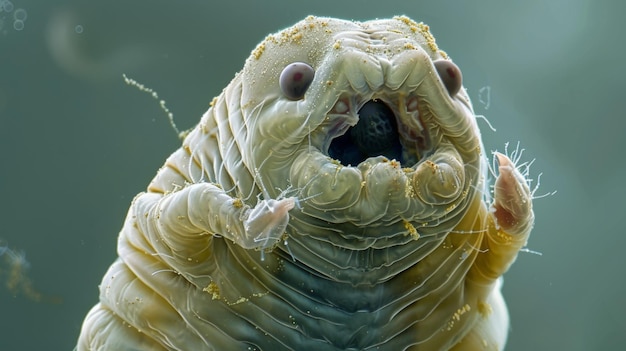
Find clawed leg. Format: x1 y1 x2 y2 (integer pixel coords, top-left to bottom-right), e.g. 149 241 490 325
457 152 536 350
132 183 296 259
467 152 535 287
491 152 534 235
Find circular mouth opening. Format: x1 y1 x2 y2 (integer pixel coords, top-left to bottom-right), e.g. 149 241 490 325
328 100 403 166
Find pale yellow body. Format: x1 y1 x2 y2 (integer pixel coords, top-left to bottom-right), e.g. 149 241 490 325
76 16 534 350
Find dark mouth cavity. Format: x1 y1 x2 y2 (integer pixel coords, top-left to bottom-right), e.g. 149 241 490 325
328 100 403 166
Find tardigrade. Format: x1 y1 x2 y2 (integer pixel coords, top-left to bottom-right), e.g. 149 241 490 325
76 16 534 351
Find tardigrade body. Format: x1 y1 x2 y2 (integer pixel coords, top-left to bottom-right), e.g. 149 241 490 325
77 16 534 350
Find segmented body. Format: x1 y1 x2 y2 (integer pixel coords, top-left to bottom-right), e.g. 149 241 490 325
77 16 534 350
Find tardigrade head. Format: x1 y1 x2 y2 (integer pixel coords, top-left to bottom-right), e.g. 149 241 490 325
230 16 484 227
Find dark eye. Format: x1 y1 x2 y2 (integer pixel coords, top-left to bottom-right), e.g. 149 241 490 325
279 62 315 100
434 60 463 97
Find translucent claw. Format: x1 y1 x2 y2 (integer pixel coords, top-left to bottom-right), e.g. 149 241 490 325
492 152 534 235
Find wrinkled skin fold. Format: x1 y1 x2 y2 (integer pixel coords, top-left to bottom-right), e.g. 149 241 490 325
76 16 534 351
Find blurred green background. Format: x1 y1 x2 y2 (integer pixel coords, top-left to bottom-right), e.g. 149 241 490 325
0 0 622 350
